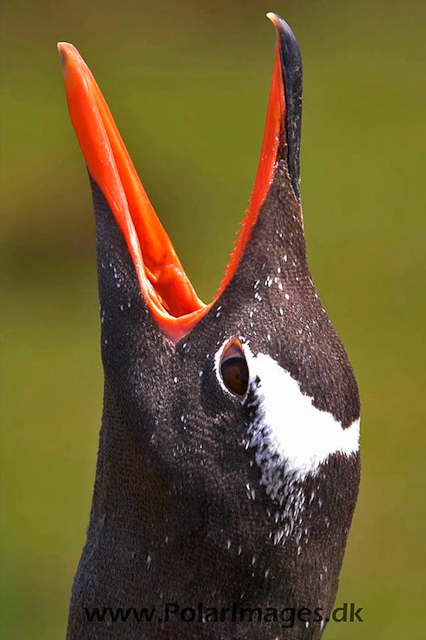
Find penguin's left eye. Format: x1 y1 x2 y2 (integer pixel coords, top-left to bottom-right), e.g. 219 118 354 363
220 340 249 399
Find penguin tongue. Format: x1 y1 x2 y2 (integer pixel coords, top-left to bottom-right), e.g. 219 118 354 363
58 24 284 343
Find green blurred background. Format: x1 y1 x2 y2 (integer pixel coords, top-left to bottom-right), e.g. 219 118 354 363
2 0 425 637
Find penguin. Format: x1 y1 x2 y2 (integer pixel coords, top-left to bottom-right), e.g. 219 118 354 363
59 13 360 640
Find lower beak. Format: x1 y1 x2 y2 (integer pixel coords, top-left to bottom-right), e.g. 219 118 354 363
58 13 298 343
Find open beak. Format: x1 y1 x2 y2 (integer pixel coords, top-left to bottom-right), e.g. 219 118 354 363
58 13 301 343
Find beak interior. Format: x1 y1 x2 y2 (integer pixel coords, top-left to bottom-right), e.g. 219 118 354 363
58 14 296 343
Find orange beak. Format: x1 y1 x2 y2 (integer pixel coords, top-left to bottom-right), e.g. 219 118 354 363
58 15 285 343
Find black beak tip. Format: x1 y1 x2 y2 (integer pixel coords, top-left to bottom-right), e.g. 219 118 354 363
266 12 301 80
266 11 303 203
266 12 295 38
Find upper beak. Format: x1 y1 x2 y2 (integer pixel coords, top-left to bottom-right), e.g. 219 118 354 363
58 13 302 344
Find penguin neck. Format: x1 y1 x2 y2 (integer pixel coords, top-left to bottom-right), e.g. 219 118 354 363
87 376 162 536
85 376 359 593
71 379 360 640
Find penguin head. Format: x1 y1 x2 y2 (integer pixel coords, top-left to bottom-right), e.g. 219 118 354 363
59 14 360 557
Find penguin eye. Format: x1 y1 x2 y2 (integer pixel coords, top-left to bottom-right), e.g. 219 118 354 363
220 340 249 399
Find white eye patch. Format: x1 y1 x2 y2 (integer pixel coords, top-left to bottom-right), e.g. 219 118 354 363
215 339 360 486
